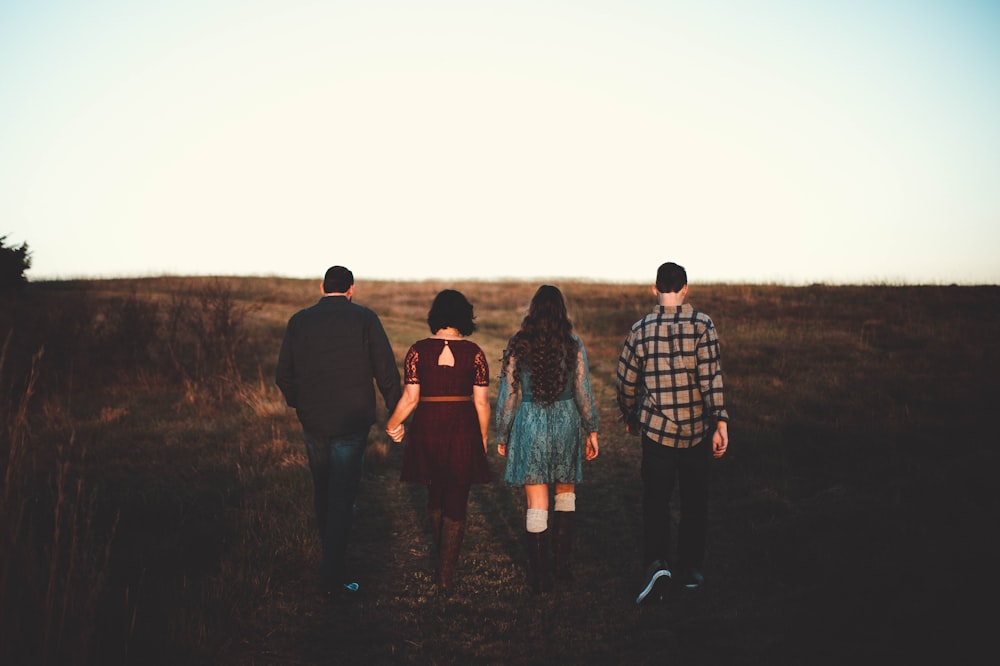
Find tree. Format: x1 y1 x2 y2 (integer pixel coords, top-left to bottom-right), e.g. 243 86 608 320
0 235 31 288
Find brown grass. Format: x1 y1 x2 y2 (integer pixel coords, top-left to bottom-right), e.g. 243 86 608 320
1 278 998 665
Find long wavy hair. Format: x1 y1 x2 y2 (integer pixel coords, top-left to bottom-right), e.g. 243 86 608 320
504 285 577 406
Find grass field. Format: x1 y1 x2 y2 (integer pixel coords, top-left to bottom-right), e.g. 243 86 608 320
2 277 998 665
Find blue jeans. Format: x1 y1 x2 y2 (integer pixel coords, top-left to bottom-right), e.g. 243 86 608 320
303 429 368 591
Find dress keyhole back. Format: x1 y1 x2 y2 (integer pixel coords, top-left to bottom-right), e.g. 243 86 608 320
437 340 455 367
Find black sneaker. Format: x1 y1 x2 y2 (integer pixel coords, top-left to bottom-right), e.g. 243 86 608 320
636 560 671 604
678 568 704 589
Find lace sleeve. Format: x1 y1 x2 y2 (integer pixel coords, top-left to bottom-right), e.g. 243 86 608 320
473 346 490 387
495 347 520 444
404 346 420 384
572 338 599 433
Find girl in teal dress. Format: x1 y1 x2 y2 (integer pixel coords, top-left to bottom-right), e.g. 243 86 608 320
496 285 599 593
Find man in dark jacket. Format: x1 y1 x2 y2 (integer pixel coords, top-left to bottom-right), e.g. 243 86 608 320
276 265 402 598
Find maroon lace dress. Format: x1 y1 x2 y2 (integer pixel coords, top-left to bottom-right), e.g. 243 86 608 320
399 338 492 485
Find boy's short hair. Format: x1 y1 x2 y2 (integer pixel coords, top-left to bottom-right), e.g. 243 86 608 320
656 262 688 293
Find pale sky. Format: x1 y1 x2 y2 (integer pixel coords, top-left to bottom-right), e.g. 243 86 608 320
2 0 998 285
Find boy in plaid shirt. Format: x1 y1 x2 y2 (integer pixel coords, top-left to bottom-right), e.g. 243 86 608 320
617 262 730 604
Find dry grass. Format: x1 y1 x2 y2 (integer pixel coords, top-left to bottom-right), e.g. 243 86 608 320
2 278 998 665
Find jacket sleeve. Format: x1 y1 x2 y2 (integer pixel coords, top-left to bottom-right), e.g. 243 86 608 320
275 317 298 408
368 312 402 415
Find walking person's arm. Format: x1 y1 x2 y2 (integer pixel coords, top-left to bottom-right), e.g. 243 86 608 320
616 331 642 436
474 384 490 453
573 338 599 460
696 323 729 458
495 346 519 457
386 383 419 442
369 315 402 414
275 320 298 408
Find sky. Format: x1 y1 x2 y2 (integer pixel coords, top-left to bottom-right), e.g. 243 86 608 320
2 0 998 285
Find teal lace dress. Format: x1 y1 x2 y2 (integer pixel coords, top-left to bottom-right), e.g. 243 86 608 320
496 334 599 485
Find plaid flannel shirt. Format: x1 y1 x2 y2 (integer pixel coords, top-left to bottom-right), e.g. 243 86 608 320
616 303 729 448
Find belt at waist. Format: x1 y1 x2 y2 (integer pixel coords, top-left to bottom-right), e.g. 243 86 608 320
419 395 473 402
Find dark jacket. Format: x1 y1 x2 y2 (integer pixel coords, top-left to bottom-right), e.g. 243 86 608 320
276 296 401 438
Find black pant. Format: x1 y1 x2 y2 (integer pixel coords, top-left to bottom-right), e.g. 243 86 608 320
641 434 711 570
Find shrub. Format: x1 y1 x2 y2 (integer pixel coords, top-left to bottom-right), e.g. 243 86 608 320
0 235 31 288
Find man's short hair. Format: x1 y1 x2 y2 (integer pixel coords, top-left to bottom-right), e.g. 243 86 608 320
323 266 354 294
656 262 687 293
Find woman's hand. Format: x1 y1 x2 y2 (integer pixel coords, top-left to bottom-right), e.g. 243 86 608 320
386 423 405 443
585 432 599 460
497 443 507 457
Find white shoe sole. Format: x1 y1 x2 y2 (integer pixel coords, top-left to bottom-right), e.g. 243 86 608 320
636 569 670 604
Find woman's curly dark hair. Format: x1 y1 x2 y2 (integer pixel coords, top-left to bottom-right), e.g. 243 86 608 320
504 285 577 406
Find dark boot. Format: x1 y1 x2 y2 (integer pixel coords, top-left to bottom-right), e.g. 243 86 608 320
526 529 553 594
438 517 466 592
552 510 575 581
428 508 442 551
426 507 443 579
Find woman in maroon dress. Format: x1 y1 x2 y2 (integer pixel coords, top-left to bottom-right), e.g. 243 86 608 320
385 289 490 592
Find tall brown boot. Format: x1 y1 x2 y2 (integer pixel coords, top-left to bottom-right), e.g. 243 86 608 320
526 529 553 594
552 510 575 581
438 516 466 592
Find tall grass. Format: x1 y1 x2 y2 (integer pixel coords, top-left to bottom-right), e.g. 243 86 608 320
1 336 117 666
1 278 997 665
0 279 269 664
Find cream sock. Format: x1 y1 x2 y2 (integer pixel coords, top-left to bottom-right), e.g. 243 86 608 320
526 508 548 533
554 492 576 512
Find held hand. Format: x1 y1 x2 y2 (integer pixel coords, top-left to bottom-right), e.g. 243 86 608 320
585 432 599 460
712 421 729 458
497 443 507 457
386 423 405 443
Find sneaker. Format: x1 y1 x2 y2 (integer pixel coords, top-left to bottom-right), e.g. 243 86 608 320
678 568 704 589
636 560 671 604
323 582 360 602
